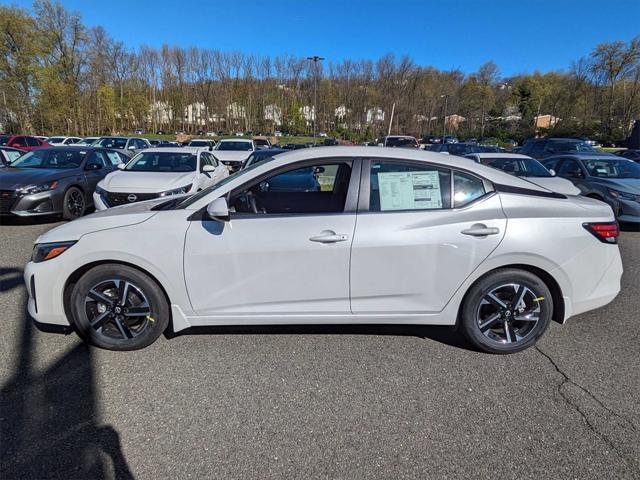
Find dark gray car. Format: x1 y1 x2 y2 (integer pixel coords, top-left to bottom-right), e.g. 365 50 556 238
0 147 129 219
542 154 640 223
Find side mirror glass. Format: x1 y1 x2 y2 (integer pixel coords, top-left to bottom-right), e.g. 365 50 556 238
206 197 229 221
117 163 126 170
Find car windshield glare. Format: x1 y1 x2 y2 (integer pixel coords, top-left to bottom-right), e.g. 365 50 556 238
126 152 197 172
216 141 252 151
10 150 83 169
583 159 640 179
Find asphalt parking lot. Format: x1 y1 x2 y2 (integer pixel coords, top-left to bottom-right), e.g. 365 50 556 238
1 219 639 480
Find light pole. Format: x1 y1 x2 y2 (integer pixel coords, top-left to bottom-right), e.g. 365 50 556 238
307 55 324 145
441 94 449 143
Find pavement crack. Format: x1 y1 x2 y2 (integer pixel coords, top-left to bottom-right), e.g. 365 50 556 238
535 345 640 477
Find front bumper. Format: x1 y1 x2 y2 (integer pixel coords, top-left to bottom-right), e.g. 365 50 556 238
24 260 70 327
615 198 640 223
0 189 63 216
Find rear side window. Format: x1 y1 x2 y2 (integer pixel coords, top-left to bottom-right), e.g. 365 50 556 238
370 161 452 211
11 137 28 147
453 172 486 208
26 137 41 147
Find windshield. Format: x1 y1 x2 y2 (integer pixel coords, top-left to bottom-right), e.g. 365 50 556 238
126 152 197 172
177 157 275 208
386 137 418 148
2 149 23 164
47 137 65 143
10 149 83 169
481 157 552 177
188 140 210 146
551 141 596 153
583 159 640 179
78 137 98 145
216 141 252 151
254 139 269 146
95 138 127 149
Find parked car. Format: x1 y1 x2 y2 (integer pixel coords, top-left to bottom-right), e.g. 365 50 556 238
93 136 150 153
381 136 419 148
616 149 640 162
75 137 100 147
0 135 51 151
429 143 481 156
253 137 272 150
134 129 145 135
464 153 581 195
520 138 598 159
274 131 283 137
46 136 83 146
424 135 442 144
0 146 26 166
282 143 307 150
34 136 49 142
504 139 518 148
94 148 228 210
213 138 255 171
541 154 640 222
187 139 216 149
443 135 459 144
25 147 622 354
0 147 128 219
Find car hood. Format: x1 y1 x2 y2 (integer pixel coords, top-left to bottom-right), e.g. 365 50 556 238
35 198 172 243
590 177 640 194
522 176 581 195
100 170 196 192
0 168 78 189
213 150 252 162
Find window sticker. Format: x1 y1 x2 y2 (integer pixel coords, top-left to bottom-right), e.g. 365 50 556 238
378 171 442 211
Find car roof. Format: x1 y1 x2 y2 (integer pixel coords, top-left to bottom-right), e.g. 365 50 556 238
219 138 253 142
139 147 203 154
471 153 534 159
543 153 619 160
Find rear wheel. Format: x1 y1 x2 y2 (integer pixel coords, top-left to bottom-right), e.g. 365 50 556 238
62 187 86 220
460 269 552 354
71 265 170 350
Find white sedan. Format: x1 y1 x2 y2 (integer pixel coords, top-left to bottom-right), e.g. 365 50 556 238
46 136 83 146
93 147 228 209
26 147 622 353
213 138 255 171
464 153 581 195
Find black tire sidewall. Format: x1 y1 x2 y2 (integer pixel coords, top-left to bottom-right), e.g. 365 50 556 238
71 265 170 351
62 187 85 220
461 269 553 354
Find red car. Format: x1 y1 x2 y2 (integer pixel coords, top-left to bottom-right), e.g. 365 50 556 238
0 135 51 151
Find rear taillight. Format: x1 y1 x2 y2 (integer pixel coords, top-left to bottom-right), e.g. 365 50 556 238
583 222 619 244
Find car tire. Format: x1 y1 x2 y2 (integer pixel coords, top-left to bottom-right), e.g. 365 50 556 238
71 264 170 351
460 269 553 354
62 186 86 220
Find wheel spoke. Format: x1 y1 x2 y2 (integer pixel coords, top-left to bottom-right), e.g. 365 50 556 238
504 322 518 343
479 313 501 332
515 312 539 323
125 305 151 317
90 311 110 330
115 318 133 339
87 289 114 306
117 280 130 305
513 285 527 310
484 292 507 309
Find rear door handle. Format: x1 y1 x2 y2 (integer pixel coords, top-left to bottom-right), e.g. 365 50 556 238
309 230 349 243
461 224 500 237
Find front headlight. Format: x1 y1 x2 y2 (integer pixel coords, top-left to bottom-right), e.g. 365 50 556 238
159 184 192 197
32 241 76 263
18 180 59 196
608 189 639 202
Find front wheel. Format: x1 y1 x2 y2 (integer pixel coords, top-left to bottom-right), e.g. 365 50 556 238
62 187 86 220
460 269 553 354
71 264 170 350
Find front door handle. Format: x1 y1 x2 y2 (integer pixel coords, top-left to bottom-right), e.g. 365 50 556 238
309 230 349 243
461 223 500 237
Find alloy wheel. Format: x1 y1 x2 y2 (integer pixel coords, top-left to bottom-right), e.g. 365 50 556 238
67 190 85 218
84 279 152 340
475 283 542 345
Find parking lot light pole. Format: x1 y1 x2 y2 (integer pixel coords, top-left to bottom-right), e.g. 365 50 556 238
441 94 449 143
307 56 324 145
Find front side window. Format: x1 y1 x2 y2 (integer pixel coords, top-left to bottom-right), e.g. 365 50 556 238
480 157 551 177
583 159 640 179
85 151 108 168
370 161 452 211
126 152 197 172
230 162 352 215
557 159 582 177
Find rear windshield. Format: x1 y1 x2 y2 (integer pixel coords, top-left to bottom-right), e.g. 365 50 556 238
126 152 197 172
551 141 596 153
188 140 210 147
386 137 418 148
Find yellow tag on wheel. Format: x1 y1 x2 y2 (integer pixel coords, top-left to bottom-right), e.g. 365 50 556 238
147 316 155 323
534 296 545 302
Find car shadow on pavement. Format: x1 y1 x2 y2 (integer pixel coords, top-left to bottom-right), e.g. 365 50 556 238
0 304 134 480
620 222 640 232
0 215 62 226
0 267 25 293
168 323 475 351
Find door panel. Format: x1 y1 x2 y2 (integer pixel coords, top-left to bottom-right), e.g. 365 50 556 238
184 214 356 315
350 194 506 314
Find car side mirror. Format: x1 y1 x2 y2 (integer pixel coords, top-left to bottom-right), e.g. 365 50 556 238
117 163 126 170
548 169 556 176
128 145 137 150
85 163 102 171
206 197 229 221
202 164 215 173
313 166 325 174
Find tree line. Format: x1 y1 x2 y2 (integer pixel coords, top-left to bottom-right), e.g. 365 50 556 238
1 1 639 143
